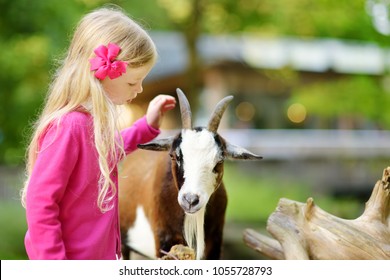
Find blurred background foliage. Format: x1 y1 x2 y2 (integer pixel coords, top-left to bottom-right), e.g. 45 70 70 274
1 0 388 165
289 76 390 128
1 0 389 259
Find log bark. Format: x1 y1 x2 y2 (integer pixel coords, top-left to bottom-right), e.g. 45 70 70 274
243 166 390 260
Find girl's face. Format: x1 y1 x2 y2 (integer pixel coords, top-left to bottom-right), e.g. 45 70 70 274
102 62 154 105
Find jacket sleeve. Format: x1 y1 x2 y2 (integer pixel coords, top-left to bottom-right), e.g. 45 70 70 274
25 121 80 260
120 116 160 155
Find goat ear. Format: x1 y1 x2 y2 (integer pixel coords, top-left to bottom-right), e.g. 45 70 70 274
225 142 263 160
138 137 174 151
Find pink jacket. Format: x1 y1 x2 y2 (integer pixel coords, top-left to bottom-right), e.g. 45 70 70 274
24 111 160 259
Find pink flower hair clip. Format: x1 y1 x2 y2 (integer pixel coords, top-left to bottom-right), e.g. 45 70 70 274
89 43 128 80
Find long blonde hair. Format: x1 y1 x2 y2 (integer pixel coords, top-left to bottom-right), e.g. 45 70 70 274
21 6 157 212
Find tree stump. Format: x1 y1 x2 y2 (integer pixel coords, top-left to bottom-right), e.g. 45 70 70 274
243 167 390 260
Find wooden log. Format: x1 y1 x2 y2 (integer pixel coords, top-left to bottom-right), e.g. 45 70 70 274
243 166 390 260
242 229 284 260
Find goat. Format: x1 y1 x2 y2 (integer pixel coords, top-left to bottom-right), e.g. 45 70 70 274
119 88 262 260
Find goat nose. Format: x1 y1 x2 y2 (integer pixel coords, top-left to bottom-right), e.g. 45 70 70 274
184 193 200 207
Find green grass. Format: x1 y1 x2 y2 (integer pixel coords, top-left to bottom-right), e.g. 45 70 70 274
223 162 364 223
0 200 28 259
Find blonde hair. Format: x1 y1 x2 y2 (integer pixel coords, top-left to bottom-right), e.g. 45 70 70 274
21 6 157 212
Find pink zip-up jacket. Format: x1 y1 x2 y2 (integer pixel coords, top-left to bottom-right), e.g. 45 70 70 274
24 111 160 259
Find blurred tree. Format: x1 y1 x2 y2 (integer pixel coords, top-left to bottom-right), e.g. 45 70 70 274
0 0 94 164
219 0 386 45
146 0 387 45
156 0 204 111
289 76 390 129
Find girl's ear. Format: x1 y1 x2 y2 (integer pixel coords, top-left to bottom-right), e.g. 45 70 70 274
137 136 174 151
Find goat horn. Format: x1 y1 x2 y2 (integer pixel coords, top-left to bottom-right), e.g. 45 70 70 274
207 95 234 133
176 88 192 129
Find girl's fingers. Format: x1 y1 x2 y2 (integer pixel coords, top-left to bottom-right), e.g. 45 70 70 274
161 102 176 113
146 94 177 129
153 95 176 113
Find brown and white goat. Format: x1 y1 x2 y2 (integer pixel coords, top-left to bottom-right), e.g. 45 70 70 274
119 89 262 260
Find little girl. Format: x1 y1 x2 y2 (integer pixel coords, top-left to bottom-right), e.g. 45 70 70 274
21 7 176 260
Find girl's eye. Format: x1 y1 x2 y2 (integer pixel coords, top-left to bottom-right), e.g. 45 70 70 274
128 83 136 86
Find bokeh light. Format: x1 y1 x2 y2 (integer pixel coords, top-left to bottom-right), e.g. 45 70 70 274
235 101 256 122
287 103 307 123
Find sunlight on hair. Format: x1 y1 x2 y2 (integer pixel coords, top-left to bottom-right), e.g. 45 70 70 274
117 104 144 130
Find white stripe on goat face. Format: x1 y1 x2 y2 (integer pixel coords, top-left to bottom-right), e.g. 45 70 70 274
178 129 222 214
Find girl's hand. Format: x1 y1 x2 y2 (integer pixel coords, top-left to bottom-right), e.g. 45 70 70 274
146 94 176 129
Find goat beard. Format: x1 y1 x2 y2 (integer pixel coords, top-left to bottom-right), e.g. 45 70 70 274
183 207 205 260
